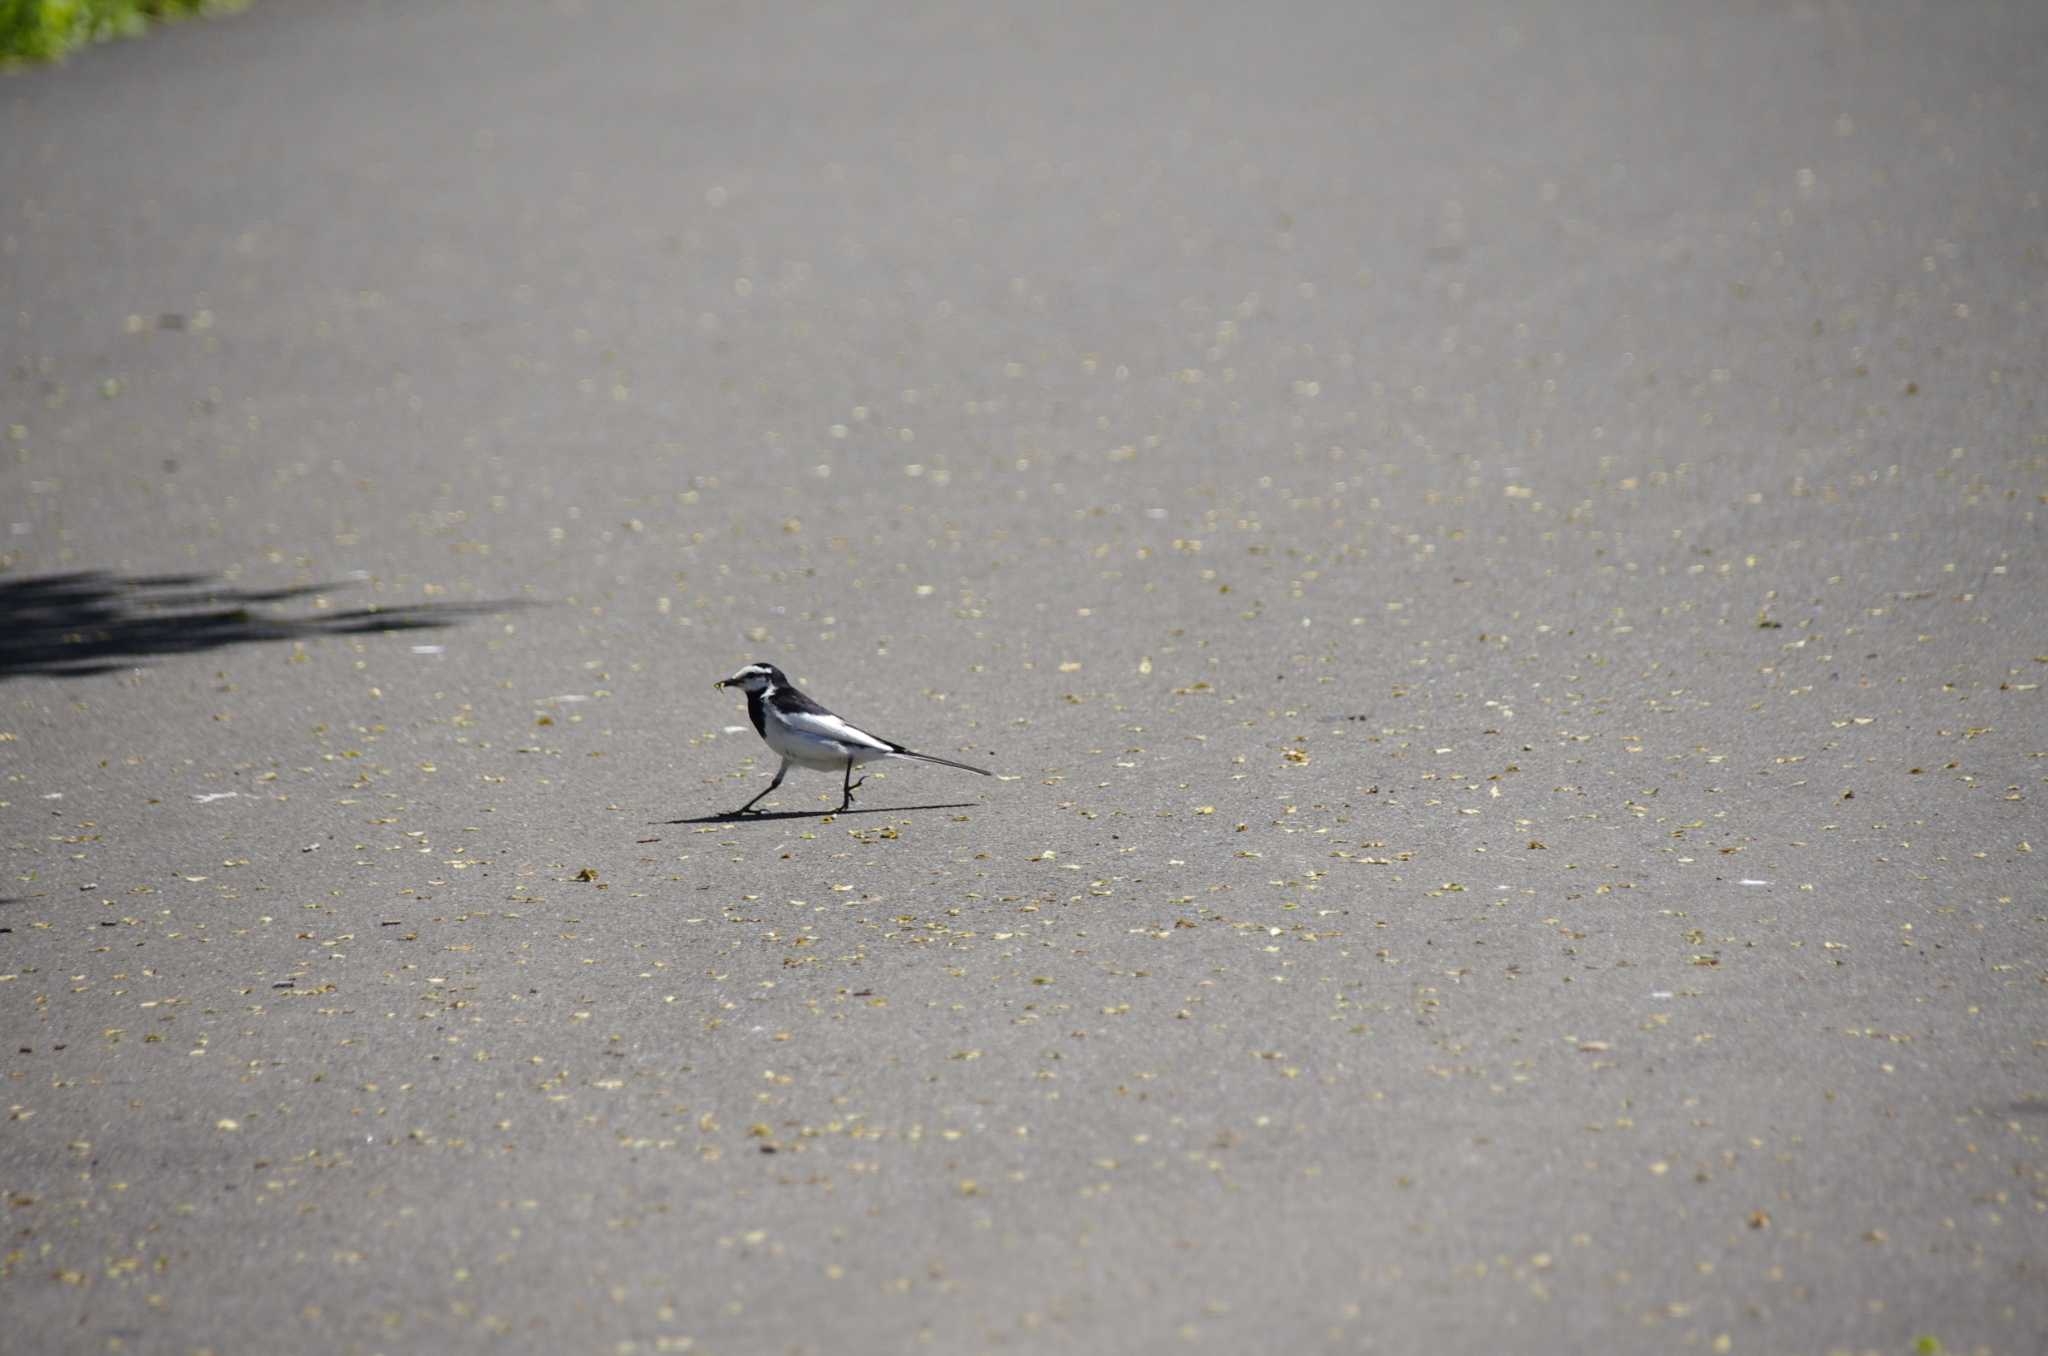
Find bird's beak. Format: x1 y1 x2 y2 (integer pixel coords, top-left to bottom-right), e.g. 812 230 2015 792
713 679 728 689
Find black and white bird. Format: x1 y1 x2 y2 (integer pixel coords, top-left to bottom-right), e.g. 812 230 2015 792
714 662 991 815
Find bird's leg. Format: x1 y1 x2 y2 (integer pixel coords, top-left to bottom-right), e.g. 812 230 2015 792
732 759 789 815
837 756 865 812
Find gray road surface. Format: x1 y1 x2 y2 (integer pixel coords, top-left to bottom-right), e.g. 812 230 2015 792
3 2 2044 1352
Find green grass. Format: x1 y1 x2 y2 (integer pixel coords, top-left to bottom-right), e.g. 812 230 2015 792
1 0 244 65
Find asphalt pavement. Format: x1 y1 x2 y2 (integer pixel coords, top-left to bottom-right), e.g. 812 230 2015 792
2 2 2044 1352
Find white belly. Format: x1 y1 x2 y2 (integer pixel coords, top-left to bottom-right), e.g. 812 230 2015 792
763 718 895 771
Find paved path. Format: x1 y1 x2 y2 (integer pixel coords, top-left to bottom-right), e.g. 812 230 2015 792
3 3 2044 1352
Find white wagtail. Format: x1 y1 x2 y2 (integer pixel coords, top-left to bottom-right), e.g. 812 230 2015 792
714 661 991 814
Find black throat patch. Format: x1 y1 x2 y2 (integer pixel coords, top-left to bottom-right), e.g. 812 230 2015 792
744 688 768 738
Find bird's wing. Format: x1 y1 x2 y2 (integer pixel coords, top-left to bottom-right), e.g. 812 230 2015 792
770 684 834 716
780 707 897 753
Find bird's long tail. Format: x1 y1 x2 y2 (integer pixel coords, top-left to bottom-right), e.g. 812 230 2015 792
896 749 992 776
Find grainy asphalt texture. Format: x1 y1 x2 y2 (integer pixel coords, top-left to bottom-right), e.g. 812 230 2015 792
3 3 2045 1353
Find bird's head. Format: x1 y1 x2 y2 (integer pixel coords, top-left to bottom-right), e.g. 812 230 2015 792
715 662 783 693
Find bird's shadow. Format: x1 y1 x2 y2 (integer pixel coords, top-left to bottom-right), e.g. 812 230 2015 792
663 801 979 826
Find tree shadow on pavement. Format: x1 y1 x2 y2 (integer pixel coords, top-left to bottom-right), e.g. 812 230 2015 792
662 801 980 826
0 571 525 679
